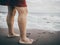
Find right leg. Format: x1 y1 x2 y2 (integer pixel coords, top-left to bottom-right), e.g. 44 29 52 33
16 7 33 44
6 6 19 37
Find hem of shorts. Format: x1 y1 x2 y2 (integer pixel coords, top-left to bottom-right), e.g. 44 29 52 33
0 5 27 7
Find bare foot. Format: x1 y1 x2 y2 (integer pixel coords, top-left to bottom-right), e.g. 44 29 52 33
8 33 20 37
19 37 34 44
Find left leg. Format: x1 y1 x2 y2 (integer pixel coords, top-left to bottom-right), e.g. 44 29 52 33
6 6 19 37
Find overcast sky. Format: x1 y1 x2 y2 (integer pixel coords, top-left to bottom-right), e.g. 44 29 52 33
26 0 60 13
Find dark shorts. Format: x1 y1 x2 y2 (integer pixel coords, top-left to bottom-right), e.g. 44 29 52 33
0 0 27 7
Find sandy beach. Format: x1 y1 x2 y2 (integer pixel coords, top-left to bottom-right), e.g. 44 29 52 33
0 28 60 45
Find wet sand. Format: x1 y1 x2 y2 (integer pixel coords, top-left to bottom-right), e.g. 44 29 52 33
0 28 60 45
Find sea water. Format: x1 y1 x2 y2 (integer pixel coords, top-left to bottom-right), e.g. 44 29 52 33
0 12 60 31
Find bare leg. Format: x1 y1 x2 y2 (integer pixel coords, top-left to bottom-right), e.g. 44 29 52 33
6 6 19 37
16 7 33 44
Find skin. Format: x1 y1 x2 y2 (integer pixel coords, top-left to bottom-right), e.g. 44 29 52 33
6 6 33 43
6 6 16 35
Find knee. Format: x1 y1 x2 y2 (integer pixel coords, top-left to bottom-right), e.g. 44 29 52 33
20 9 28 16
19 10 28 19
16 7 28 15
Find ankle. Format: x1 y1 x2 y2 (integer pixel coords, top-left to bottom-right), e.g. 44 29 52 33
8 32 15 35
9 33 13 35
20 37 28 41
